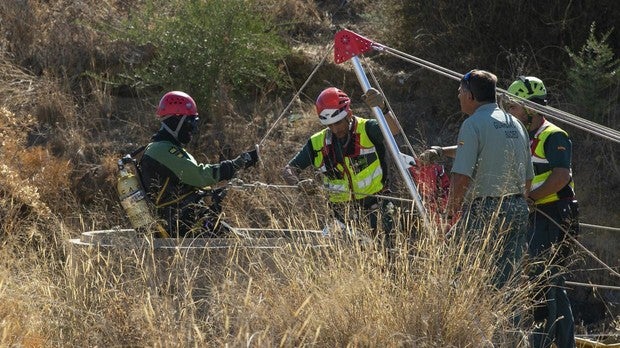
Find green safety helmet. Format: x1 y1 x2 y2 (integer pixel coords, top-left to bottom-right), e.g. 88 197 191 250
507 76 547 105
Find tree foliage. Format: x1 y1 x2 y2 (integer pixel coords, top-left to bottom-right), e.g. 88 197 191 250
566 23 619 127
373 0 620 119
116 0 288 119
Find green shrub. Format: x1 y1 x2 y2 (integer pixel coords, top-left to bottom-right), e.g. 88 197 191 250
565 23 619 127
116 0 288 120
564 23 620 218
372 1 619 123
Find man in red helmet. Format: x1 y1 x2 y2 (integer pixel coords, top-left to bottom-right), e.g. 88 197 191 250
283 87 399 245
139 91 259 238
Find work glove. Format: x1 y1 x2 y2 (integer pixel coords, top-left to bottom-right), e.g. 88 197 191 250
418 146 443 164
361 88 385 109
400 153 416 167
240 145 260 169
297 178 319 195
282 165 300 186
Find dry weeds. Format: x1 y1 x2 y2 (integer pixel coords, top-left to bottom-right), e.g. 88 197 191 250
0 0 617 346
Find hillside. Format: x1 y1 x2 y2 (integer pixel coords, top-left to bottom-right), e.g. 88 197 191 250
0 0 618 346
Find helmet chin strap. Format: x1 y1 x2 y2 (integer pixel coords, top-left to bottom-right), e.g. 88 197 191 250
524 109 535 130
342 116 354 148
161 115 188 141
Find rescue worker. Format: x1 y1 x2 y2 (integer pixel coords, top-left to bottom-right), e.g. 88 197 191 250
506 76 578 348
282 87 399 247
420 69 534 290
139 91 259 238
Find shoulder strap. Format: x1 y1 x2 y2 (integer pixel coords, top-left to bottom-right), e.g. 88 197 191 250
130 145 147 159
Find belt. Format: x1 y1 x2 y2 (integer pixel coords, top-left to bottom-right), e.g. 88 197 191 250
535 197 577 207
472 193 524 204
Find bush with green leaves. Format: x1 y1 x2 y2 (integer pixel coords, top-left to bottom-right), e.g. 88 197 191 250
117 0 288 120
565 23 619 128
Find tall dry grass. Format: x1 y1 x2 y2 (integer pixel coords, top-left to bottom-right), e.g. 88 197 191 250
1 197 542 346
0 0 617 346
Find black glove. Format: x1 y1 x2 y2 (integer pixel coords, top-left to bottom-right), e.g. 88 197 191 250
240 146 259 168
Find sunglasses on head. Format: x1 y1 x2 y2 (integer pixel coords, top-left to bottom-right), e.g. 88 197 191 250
462 70 473 89
461 70 476 99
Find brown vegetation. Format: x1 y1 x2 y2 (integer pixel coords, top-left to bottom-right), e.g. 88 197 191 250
0 0 618 346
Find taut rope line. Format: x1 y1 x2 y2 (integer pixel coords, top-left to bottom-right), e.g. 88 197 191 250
363 55 417 158
534 207 620 279
258 42 334 147
375 44 620 143
228 179 620 291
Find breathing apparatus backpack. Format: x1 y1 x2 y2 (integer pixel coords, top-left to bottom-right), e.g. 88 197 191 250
116 147 169 238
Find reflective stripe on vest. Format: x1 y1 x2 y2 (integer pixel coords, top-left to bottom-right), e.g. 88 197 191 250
531 120 575 205
310 117 383 203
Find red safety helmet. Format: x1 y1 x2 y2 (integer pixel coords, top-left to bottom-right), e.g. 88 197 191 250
156 91 198 118
315 87 351 125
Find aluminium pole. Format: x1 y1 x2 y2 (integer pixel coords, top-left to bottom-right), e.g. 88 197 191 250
350 56 429 226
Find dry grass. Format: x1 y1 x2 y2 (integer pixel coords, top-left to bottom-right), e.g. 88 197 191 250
0 203 540 346
0 101 538 345
0 0 617 346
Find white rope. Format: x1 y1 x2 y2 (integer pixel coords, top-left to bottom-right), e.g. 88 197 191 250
580 223 620 232
228 179 415 203
534 207 620 279
565 281 620 291
258 42 334 147
228 180 620 279
228 181 620 231
374 43 620 144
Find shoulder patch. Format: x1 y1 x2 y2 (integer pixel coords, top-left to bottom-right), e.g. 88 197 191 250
168 146 185 158
557 146 566 151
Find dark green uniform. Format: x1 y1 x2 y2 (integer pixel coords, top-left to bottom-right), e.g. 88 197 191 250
528 120 577 348
139 131 246 237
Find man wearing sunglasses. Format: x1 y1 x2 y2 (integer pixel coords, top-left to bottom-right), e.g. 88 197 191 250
420 70 534 289
139 91 259 238
282 87 399 247
507 76 577 348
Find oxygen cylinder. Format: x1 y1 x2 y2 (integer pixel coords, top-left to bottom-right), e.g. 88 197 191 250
117 161 156 230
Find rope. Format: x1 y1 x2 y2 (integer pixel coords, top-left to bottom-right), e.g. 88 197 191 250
228 179 417 204
580 223 620 232
373 43 620 144
565 281 620 291
534 207 620 279
363 56 417 157
228 179 297 190
497 91 620 144
228 180 620 231
228 179 620 279
572 267 620 273
258 42 334 147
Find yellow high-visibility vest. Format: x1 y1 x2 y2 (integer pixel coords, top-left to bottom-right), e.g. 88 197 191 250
531 120 575 205
310 117 383 203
